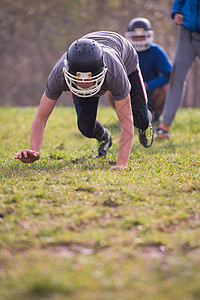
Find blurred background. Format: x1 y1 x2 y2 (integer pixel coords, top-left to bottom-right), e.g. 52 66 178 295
1 0 200 107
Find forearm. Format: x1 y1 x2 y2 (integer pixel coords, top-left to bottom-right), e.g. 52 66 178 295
115 95 134 167
30 117 46 152
171 0 184 18
117 125 134 166
15 94 55 164
146 75 169 91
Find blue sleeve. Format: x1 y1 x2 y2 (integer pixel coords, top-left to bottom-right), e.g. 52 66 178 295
146 46 172 92
171 0 185 18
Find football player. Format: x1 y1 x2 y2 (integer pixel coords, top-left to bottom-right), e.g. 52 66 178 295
15 31 154 169
124 17 172 122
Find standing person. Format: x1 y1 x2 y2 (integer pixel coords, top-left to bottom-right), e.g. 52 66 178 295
109 18 172 122
14 31 154 170
156 0 200 139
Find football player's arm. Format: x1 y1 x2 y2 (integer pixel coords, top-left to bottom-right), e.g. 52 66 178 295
113 95 134 169
146 50 172 91
14 93 57 163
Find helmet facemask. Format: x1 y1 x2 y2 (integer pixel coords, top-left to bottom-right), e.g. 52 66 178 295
63 59 107 97
125 29 154 51
125 18 154 52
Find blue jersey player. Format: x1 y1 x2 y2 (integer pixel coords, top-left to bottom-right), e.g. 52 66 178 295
125 18 172 121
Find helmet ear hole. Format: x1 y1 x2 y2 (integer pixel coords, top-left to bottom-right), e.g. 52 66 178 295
125 17 154 51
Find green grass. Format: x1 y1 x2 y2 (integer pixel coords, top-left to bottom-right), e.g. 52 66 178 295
0 106 200 300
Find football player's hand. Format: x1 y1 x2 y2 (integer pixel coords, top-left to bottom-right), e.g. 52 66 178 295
14 149 40 163
111 165 127 170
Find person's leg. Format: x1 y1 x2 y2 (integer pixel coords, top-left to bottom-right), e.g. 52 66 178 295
129 66 154 148
192 31 200 58
151 84 169 116
128 66 149 130
161 26 196 127
73 95 106 140
146 90 158 121
73 94 112 157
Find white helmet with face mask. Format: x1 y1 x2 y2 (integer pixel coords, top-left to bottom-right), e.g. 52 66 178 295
125 17 154 52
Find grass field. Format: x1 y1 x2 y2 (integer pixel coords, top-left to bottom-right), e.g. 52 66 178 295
0 106 200 300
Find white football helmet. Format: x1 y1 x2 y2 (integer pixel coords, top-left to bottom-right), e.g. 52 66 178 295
63 39 107 98
125 17 154 52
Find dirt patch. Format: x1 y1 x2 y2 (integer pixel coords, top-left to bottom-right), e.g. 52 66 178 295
136 244 168 260
43 242 94 258
186 247 200 259
157 213 200 233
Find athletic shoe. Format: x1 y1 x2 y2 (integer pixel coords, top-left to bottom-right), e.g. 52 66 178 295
138 124 154 148
156 127 170 139
138 110 154 148
97 130 113 158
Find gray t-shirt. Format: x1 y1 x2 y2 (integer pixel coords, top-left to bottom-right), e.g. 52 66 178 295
45 31 138 101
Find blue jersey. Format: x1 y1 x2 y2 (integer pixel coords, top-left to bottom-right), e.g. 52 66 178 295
138 43 172 92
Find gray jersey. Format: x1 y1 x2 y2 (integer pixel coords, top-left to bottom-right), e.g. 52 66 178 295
45 31 138 101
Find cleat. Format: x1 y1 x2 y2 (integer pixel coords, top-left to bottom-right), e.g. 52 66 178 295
138 124 154 148
156 127 170 139
138 110 154 148
97 130 112 158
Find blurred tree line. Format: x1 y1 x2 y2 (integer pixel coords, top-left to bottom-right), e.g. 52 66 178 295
0 0 199 106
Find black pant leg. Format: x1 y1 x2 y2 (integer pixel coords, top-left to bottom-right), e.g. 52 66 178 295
128 67 149 130
73 94 107 141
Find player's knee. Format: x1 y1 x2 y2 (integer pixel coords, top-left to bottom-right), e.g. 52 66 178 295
78 121 94 138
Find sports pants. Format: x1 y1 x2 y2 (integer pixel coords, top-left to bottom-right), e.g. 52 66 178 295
73 67 149 141
162 25 200 125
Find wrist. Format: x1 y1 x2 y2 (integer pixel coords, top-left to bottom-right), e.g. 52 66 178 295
116 160 128 167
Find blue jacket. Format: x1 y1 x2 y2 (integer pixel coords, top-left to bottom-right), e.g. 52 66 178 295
138 43 172 92
172 0 200 32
